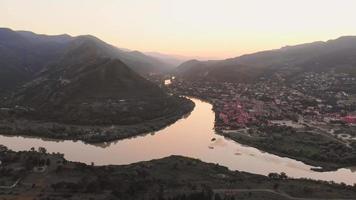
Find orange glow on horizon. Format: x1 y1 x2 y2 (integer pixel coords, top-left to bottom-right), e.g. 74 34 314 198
1 0 356 59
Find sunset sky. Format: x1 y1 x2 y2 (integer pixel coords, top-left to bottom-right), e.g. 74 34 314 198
1 0 356 59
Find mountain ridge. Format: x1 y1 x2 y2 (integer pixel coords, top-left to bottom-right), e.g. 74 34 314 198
175 36 356 82
0 27 176 93
0 28 195 142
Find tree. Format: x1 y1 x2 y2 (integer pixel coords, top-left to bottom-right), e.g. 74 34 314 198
0 145 8 152
38 147 47 154
55 165 63 173
279 172 288 179
202 185 213 200
273 183 279 190
46 158 51 166
214 193 222 200
303 186 314 194
268 173 279 179
172 162 179 170
86 181 100 193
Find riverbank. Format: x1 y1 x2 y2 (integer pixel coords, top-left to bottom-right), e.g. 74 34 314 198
217 129 349 172
213 96 355 172
1 97 356 185
212 104 356 172
0 97 194 143
1 146 356 200
170 80 356 171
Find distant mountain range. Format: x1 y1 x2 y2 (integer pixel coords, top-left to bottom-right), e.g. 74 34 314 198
175 36 356 82
144 52 187 67
0 28 177 92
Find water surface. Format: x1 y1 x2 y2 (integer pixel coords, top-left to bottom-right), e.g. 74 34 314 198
1 98 355 184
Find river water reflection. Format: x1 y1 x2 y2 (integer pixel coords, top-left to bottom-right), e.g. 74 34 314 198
0 98 355 184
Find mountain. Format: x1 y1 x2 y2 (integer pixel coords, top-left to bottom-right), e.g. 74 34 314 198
0 28 173 93
175 36 356 82
122 50 176 73
4 35 192 125
64 35 174 74
0 28 194 142
145 51 188 67
0 28 71 92
17 30 72 44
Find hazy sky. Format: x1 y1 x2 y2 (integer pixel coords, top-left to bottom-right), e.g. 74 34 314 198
1 0 356 59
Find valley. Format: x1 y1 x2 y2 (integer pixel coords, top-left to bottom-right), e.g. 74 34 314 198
1 26 356 199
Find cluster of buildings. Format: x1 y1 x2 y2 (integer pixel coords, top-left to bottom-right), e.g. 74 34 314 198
218 99 258 128
169 71 356 132
343 116 356 124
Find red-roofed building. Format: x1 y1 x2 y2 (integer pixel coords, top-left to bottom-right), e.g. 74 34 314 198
343 116 356 124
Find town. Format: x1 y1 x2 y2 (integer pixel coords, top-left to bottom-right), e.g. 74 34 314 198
168 71 356 170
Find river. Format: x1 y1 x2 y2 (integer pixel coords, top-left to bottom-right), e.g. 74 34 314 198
0 98 355 184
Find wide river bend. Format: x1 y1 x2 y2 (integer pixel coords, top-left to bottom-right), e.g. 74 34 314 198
0 98 355 184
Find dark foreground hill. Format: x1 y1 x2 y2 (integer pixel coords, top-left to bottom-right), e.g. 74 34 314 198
1 147 356 200
175 36 356 83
